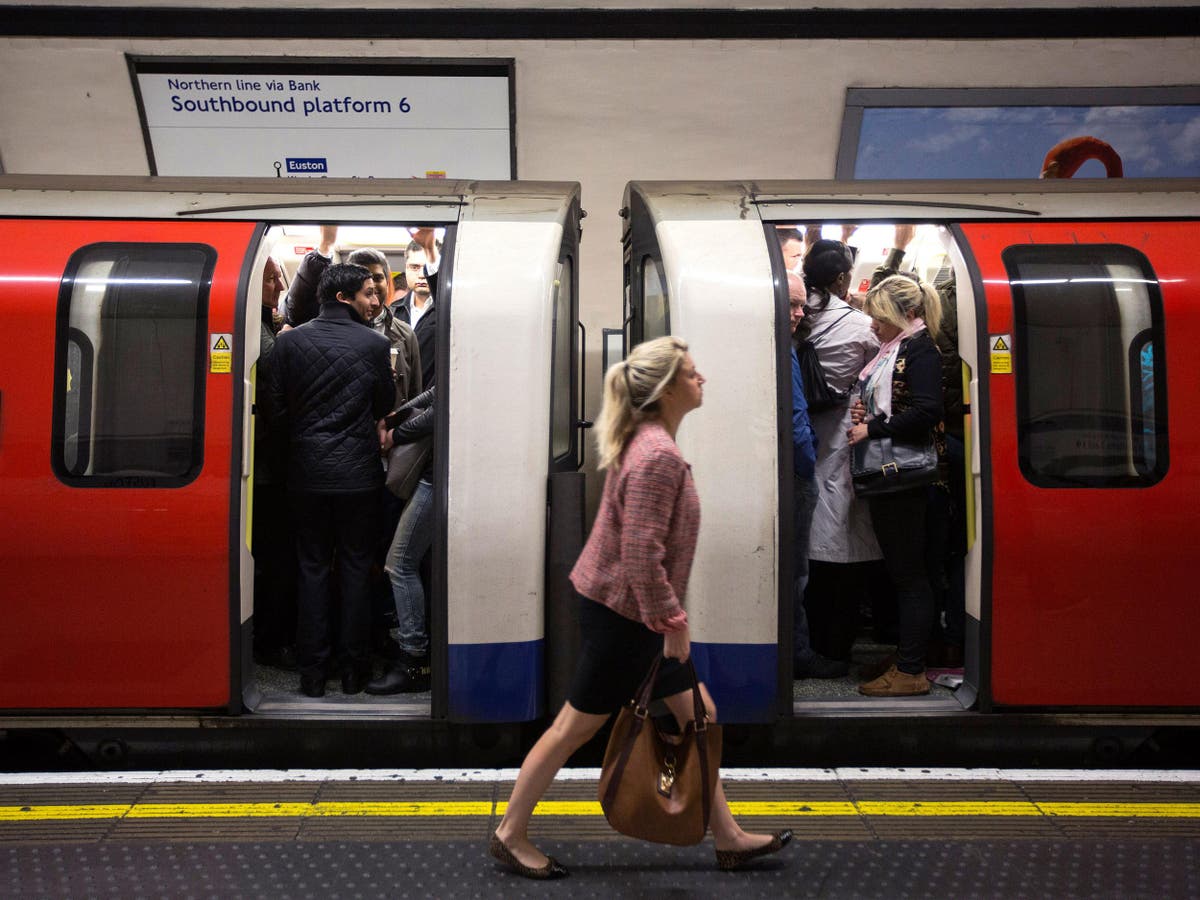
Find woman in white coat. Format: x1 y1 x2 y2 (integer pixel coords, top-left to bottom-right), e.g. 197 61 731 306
800 239 881 665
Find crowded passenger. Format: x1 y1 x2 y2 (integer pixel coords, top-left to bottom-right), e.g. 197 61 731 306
786 272 847 679
390 233 440 388
368 385 436 694
847 275 945 696
777 227 805 274
870 226 966 671
268 263 396 697
800 240 882 669
252 256 298 671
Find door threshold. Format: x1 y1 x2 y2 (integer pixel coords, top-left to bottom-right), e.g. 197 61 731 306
793 696 970 717
249 694 432 719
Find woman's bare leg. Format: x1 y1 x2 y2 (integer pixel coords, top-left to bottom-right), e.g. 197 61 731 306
494 701 609 868
660 682 775 852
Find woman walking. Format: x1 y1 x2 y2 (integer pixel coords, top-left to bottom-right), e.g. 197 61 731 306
489 336 792 879
847 276 945 696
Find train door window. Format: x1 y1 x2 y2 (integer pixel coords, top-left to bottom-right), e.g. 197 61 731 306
52 243 214 486
550 256 575 461
642 256 669 341
1004 244 1167 487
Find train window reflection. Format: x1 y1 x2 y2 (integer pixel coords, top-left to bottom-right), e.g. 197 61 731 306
642 256 669 342
1004 245 1167 488
52 243 213 486
550 257 574 460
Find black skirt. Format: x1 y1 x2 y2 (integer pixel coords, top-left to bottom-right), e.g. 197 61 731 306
567 593 695 715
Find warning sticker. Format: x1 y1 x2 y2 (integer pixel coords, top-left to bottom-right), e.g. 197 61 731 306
210 333 233 374
990 334 1012 374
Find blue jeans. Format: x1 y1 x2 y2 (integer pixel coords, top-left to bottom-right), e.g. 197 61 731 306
793 475 819 663
384 478 434 656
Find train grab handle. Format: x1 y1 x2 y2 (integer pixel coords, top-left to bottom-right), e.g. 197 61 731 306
576 320 593 471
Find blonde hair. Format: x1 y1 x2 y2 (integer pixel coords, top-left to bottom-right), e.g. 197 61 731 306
594 336 689 471
863 274 942 342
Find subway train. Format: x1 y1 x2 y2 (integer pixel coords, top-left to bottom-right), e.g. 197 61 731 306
1 174 1197 766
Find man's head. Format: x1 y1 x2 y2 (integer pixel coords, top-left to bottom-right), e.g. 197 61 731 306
777 229 804 273
405 241 431 299
262 257 286 309
318 263 377 320
787 272 807 334
346 248 393 317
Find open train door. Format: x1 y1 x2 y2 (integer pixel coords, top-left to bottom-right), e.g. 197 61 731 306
960 220 1193 709
0 218 258 710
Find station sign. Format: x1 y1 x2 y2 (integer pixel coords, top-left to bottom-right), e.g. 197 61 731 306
129 57 515 180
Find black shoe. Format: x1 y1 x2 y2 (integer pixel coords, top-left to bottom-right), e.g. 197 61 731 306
794 654 850 679
488 832 568 880
341 666 370 695
365 662 430 695
715 830 793 871
255 645 299 672
300 673 326 698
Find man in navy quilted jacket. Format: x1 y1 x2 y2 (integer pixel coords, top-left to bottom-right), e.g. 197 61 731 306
268 264 396 698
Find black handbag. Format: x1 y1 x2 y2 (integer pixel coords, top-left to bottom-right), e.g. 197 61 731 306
850 435 939 497
798 309 854 413
385 437 432 500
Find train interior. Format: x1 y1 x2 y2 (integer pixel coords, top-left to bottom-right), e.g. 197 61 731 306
774 221 975 713
246 223 444 719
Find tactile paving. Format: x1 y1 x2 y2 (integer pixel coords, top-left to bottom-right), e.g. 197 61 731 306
4 837 1198 899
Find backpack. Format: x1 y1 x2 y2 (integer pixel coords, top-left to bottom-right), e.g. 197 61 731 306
796 309 854 413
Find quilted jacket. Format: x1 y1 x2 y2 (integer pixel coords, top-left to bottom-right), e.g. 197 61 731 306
268 301 396 493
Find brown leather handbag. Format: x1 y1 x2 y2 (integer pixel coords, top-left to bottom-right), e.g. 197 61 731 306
598 657 722 846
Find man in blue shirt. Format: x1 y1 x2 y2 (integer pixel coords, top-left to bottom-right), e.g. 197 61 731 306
788 273 849 679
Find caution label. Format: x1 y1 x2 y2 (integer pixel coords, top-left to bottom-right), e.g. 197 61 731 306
990 334 1012 374
210 333 233 374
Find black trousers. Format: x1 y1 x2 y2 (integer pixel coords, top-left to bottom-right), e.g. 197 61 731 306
868 488 936 675
805 560 870 663
251 480 297 651
291 489 378 679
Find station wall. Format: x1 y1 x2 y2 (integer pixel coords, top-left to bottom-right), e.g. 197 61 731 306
1 34 1197 458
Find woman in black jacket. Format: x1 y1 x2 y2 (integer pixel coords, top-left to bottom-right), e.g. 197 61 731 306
846 275 944 697
367 386 436 694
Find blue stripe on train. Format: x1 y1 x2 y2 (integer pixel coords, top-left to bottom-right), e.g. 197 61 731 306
690 642 778 723
447 640 777 724
448 640 543 722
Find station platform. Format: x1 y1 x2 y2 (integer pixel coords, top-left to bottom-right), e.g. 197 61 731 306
3 768 1199 897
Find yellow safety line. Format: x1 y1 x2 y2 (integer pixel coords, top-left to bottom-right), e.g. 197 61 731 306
4 800 1200 823
1039 802 1200 819
0 805 131 821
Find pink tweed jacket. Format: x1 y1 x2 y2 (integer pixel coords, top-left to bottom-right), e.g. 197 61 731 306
570 421 699 634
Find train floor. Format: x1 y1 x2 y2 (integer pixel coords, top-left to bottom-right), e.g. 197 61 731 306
249 662 432 718
3 768 1198 897
793 640 965 713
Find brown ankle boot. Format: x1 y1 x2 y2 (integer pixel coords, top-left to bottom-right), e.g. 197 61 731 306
859 664 930 697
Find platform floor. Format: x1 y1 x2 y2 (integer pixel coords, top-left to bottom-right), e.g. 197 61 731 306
3 768 1199 897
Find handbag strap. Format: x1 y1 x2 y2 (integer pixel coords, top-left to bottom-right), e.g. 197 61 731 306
684 659 714 830
807 308 854 348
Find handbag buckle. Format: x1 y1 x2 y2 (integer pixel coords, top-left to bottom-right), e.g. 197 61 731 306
881 462 899 476
657 755 676 797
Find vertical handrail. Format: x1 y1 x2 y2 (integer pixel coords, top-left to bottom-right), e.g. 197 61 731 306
575 320 592 471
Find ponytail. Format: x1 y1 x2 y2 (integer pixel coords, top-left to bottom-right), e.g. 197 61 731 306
594 336 689 470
